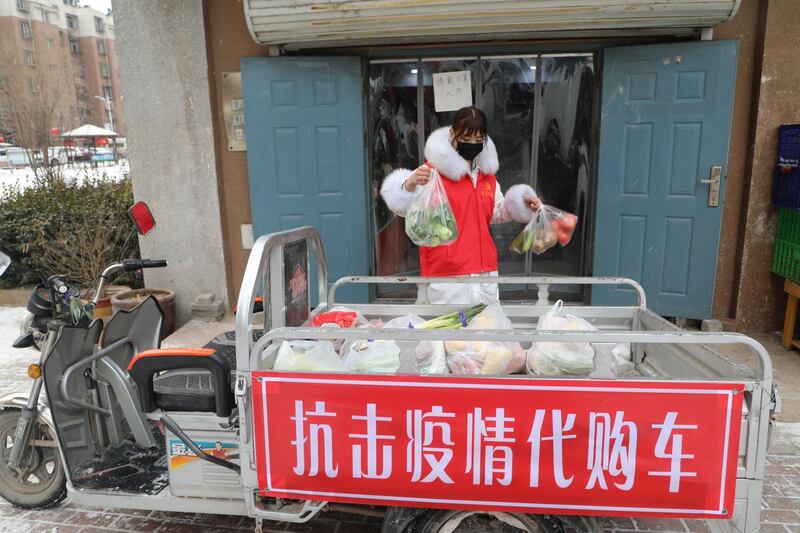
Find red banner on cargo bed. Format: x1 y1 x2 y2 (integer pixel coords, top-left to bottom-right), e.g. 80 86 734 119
251 373 743 518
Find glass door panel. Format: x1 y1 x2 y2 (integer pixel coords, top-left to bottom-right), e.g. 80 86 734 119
531 54 595 300
368 53 596 302
369 60 420 299
480 56 536 279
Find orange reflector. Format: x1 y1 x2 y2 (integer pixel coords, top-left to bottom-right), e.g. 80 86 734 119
27 364 41 379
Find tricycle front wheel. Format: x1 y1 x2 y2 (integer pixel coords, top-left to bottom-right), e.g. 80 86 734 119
0 409 66 509
398 509 563 533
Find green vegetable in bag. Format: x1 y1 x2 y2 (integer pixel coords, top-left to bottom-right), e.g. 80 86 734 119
405 169 459 247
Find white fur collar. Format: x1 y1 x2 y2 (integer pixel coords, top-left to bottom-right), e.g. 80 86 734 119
424 126 499 180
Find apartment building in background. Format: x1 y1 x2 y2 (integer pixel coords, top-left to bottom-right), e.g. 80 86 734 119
0 0 124 141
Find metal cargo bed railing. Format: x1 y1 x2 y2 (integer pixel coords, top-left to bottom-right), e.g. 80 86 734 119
328 275 647 308
251 327 772 387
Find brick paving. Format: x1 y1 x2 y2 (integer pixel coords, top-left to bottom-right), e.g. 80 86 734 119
0 422 797 533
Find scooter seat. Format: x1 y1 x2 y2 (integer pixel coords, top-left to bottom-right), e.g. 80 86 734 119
153 371 217 412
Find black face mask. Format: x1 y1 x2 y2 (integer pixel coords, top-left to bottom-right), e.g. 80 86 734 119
456 141 484 161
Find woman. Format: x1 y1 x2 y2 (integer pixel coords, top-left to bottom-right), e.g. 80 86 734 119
380 106 540 305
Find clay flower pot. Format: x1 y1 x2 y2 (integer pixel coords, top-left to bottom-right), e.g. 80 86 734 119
82 285 131 320
111 288 177 339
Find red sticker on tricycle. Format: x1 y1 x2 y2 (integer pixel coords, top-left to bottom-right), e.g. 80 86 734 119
251 373 743 518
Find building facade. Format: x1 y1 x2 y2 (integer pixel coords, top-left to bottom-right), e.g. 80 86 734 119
0 0 124 140
113 0 800 331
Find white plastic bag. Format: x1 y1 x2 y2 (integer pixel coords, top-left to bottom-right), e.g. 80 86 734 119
381 314 426 374
273 340 346 372
613 343 634 372
444 305 525 375
510 205 578 255
405 169 459 247
527 301 633 376
527 301 595 375
341 340 400 374
415 341 448 375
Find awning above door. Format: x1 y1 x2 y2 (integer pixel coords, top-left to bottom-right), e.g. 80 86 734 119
243 0 741 50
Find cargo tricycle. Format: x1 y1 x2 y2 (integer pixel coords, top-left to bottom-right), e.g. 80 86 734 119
0 226 778 533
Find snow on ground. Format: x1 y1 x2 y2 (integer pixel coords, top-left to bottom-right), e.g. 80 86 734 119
0 161 129 196
0 307 39 397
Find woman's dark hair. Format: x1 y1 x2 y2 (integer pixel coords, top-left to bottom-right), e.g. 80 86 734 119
451 106 487 139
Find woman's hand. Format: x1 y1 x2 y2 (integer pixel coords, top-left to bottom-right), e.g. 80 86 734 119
524 193 542 212
404 166 432 192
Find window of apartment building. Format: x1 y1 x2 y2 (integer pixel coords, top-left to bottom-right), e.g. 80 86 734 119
20 21 32 40
102 85 113 100
59 30 64 46
25 50 36 66
66 14 78 30
94 16 104 33
16 0 29 12
40 9 49 23
46 38 54 49
49 64 58 73
69 38 79 54
30 78 40 94
97 40 106 55
100 62 110 78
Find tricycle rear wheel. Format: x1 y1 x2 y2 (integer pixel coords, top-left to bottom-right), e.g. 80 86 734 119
0 409 66 509
398 509 563 533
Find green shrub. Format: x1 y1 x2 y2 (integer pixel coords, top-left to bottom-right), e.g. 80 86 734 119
0 174 140 289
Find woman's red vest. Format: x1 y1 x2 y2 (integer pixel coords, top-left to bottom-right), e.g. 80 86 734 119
419 165 498 277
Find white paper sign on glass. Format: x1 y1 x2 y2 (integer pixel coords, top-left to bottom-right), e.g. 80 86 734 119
433 70 472 112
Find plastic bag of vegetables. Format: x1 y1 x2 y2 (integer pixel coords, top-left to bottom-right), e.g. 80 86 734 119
415 341 448 375
341 340 401 374
273 340 346 372
405 169 459 247
527 301 595 375
338 314 423 374
382 314 425 374
527 300 631 376
444 305 525 375
510 205 578 255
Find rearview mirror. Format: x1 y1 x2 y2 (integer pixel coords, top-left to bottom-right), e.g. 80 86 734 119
0 251 10 277
128 201 156 236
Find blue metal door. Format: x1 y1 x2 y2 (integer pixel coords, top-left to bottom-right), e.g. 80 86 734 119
592 41 737 318
242 57 369 302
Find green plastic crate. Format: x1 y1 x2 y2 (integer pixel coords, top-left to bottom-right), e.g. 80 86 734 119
776 208 800 245
772 239 800 282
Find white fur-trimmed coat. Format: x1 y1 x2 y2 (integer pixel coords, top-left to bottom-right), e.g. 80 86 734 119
380 126 536 224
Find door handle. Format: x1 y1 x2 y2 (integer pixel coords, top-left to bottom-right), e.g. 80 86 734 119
701 165 722 207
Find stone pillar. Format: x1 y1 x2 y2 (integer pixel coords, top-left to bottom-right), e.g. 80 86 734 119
112 0 228 325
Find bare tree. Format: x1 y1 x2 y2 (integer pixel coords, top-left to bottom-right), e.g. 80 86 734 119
0 19 77 183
